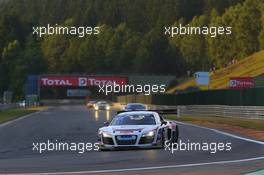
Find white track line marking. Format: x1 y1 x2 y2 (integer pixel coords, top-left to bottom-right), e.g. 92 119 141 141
2 112 264 175
176 121 264 145
3 156 264 175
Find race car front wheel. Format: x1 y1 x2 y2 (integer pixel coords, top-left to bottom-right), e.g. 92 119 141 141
99 147 111 151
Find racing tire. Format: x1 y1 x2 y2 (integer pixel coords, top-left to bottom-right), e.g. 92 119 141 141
100 149 111 151
171 126 179 143
160 130 165 149
99 147 111 151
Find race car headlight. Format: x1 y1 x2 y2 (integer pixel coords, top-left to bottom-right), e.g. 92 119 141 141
94 106 99 110
106 106 110 110
142 131 155 137
102 132 112 138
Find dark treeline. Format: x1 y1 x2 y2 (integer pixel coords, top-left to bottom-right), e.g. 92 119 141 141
1 0 264 98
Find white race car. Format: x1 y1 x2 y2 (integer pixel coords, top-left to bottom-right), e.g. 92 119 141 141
98 110 179 150
94 101 110 110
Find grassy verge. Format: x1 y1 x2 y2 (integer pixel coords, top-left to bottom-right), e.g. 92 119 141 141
0 107 46 124
165 115 264 131
168 50 264 92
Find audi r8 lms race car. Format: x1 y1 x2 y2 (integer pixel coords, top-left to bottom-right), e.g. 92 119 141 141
123 103 147 111
98 110 179 150
86 100 97 108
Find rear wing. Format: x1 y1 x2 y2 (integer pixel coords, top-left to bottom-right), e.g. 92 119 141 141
117 109 178 115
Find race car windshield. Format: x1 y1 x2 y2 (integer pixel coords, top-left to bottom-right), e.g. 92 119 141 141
97 101 107 105
127 104 146 110
110 114 156 125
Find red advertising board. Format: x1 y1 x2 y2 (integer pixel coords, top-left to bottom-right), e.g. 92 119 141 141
229 77 254 89
40 76 128 87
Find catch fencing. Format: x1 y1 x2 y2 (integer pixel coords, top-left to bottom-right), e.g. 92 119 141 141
176 105 264 119
117 88 264 106
147 105 264 119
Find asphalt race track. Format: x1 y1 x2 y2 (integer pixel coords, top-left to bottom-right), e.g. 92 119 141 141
0 105 263 175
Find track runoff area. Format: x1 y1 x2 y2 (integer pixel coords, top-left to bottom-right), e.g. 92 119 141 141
0 104 263 175
2 75 262 174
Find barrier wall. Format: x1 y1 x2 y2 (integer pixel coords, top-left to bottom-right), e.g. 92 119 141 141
117 88 264 106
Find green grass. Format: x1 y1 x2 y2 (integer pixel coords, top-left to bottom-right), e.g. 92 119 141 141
0 107 44 124
243 169 264 175
165 115 264 131
168 50 264 92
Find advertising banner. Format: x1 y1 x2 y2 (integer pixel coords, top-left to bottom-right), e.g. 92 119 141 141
39 76 128 87
67 89 91 97
229 77 254 89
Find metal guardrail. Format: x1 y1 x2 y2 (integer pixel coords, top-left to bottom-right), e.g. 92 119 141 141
41 99 86 106
149 105 264 119
177 105 264 119
0 104 18 110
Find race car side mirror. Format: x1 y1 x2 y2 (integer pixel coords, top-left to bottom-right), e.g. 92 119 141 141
104 121 110 126
161 121 167 125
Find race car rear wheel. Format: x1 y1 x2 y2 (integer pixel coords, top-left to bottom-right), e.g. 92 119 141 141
171 126 179 143
160 129 165 148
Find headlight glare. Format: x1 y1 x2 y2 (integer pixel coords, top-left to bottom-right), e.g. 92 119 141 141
102 132 112 138
142 130 155 137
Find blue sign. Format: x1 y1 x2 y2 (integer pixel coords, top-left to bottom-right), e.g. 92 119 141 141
26 75 39 95
195 72 210 85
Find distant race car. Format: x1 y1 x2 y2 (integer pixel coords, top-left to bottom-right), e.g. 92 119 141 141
94 101 110 111
124 103 147 111
98 110 179 150
86 100 97 108
18 100 26 108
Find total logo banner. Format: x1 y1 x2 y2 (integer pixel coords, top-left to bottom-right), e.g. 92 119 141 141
229 77 254 89
40 76 128 87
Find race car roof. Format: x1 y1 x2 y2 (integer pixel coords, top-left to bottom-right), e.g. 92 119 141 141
117 111 158 116
117 109 178 115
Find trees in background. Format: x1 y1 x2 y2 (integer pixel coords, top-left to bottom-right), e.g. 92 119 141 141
1 0 264 98
207 0 262 67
